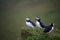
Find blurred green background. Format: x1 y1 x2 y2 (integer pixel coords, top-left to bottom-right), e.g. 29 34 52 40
0 0 60 40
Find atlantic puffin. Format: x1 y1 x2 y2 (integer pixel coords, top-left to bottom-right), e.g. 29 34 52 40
43 23 54 33
26 18 36 28
35 16 46 29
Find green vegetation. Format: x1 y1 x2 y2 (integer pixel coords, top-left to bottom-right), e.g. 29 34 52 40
21 26 60 40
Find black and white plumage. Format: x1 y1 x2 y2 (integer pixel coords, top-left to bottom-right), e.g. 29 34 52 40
43 23 54 33
26 18 36 28
35 16 46 29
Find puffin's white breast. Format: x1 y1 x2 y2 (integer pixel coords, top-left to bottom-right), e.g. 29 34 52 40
26 22 34 27
48 27 54 33
36 21 42 28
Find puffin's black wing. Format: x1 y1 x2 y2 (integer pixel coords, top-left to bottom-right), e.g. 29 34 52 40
39 20 47 28
43 26 52 33
30 21 36 26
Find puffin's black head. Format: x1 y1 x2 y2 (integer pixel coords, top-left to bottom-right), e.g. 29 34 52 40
49 23 54 27
26 18 30 22
36 16 40 21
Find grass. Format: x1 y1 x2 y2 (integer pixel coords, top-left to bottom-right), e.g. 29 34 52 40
21 27 60 40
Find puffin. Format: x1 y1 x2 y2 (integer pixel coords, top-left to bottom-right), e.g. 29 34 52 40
26 18 36 28
43 23 54 33
35 16 46 29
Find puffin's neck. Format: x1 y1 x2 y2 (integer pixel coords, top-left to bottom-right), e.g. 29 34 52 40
37 19 40 22
26 20 30 22
50 25 53 27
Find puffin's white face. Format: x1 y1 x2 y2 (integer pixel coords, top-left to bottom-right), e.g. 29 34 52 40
53 23 55 26
36 17 40 20
26 18 30 21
